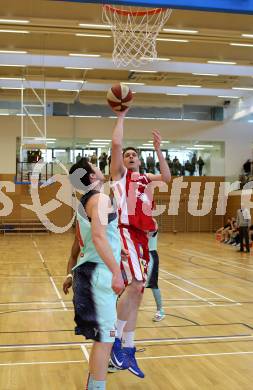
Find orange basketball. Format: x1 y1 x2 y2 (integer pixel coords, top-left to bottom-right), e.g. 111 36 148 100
107 83 133 112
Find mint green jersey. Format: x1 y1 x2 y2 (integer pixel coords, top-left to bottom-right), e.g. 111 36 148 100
73 194 121 270
149 231 158 251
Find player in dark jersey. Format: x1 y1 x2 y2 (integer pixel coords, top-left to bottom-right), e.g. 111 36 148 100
110 109 171 378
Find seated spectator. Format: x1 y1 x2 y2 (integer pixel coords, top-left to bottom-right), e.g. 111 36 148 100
216 217 232 242
225 220 240 246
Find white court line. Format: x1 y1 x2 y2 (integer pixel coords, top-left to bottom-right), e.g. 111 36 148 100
33 241 38 248
0 360 85 367
137 351 253 360
33 240 67 312
80 345 90 362
1 334 252 351
0 301 71 307
2 351 253 367
160 268 237 304
0 302 240 314
181 248 253 273
159 277 215 306
185 248 253 270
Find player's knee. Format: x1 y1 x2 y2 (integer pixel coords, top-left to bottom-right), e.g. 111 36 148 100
128 280 143 296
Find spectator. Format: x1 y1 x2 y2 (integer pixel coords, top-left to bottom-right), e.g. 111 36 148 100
243 159 251 176
76 152 82 163
90 152 97 166
99 152 107 173
197 156 205 176
146 153 155 173
166 155 172 169
184 160 192 176
191 153 197 175
236 206 251 252
216 217 232 242
139 156 146 174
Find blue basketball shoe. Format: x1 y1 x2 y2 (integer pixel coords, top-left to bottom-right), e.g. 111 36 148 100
110 338 128 370
123 346 145 378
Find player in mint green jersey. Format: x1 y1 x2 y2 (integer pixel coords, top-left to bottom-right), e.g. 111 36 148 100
63 157 124 390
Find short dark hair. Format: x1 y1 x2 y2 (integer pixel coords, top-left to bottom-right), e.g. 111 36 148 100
123 147 139 157
69 157 95 189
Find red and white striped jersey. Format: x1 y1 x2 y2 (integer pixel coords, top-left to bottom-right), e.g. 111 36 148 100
111 169 156 232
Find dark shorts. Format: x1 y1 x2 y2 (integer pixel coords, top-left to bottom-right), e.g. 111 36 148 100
73 262 117 343
145 250 159 289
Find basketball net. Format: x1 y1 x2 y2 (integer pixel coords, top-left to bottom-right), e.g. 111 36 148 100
102 5 172 68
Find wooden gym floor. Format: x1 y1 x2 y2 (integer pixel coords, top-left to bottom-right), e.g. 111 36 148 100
0 232 253 390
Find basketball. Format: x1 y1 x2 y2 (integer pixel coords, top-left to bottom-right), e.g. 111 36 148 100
106 83 133 112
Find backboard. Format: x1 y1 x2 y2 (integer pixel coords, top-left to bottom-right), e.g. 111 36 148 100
58 0 253 15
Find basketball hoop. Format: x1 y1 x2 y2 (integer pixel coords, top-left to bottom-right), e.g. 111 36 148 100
102 4 172 67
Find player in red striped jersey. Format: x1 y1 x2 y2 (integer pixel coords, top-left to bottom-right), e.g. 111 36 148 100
110 109 171 378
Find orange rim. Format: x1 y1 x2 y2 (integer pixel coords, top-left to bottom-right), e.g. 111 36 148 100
103 4 165 16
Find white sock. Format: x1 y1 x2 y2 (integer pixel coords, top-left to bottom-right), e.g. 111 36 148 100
116 319 127 339
122 331 135 348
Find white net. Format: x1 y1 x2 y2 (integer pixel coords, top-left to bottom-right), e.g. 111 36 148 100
102 5 172 68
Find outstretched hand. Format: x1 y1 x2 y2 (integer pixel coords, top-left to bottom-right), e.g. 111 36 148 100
152 130 162 150
112 108 129 117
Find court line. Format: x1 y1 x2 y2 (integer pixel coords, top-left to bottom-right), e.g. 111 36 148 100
159 277 215 306
137 351 253 360
2 350 253 366
160 268 237 303
182 249 253 273
185 248 253 269
0 302 240 315
80 345 89 362
33 240 67 311
1 334 252 350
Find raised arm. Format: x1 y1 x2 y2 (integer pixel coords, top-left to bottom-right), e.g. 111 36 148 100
87 193 124 295
147 130 171 183
110 110 128 181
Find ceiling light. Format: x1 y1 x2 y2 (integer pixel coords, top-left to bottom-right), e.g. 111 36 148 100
122 82 145 85
0 29 29 34
79 23 111 29
167 93 189 96
192 73 219 76
58 89 80 92
232 87 253 91
194 144 214 148
61 79 86 83
0 113 10 116
162 28 198 34
1 87 24 90
218 95 240 99
93 139 110 142
177 84 201 88
75 33 111 38
64 67 93 70
69 53 100 57
130 69 157 73
89 144 108 147
157 38 189 42
242 34 253 38
141 57 171 61
186 147 204 150
46 141 55 144
207 60 236 65
0 64 26 67
248 120 253 123
230 42 253 47
0 19 30 24
69 115 102 118
0 50 27 54
0 77 25 80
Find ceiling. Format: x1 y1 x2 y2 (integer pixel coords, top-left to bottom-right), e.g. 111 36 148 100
0 0 253 108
